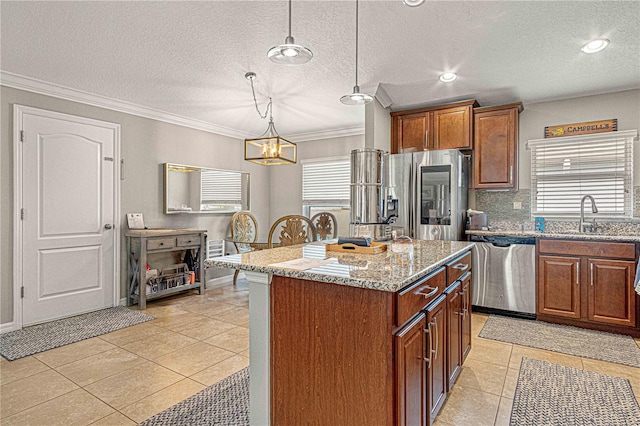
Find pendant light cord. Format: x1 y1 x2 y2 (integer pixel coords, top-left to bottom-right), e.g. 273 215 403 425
249 77 273 121
355 0 359 87
288 0 292 38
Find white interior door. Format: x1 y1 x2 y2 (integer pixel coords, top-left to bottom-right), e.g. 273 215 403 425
18 106 119 326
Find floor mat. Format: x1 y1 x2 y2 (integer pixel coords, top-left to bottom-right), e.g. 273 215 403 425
511 358 640 425
0 306 154 361
479 314 640 368
139 367 249 426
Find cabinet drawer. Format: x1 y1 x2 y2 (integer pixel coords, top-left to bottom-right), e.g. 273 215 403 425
396 267 446 326
538 239 635 260
176 234 200 247
446 252 472 284
147 238 176 250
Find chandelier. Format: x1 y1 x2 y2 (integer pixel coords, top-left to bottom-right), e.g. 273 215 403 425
243 72 296 166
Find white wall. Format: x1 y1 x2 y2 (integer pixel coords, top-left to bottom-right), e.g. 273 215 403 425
269 134 365 226
517 89 640 188
0 86 270 325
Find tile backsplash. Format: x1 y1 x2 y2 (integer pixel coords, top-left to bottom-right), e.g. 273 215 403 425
471 187 640 234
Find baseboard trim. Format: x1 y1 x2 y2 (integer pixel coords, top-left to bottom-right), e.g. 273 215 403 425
0 321 18 334
119 298 127 306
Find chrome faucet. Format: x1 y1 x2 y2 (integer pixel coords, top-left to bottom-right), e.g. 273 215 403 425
579 195 598 233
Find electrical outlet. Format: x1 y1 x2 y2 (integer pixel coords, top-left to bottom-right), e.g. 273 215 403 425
513 201 522 210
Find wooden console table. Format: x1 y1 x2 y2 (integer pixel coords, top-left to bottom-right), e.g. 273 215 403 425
125 228 206 309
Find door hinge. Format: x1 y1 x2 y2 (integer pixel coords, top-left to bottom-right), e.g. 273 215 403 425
20 208 24 220
104 157 114 162
20 130 24 142
21 287 24 298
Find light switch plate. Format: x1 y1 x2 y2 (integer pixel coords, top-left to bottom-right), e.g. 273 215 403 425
513 202 522 210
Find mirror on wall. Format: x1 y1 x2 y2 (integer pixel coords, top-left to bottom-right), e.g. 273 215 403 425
164 163 250 214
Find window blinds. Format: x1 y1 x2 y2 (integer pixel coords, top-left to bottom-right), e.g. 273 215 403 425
200 169 242 203
529 131 634 218
302 158 351 204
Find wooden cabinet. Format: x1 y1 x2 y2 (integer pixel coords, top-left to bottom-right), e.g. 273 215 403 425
395 313 426 426
538 255 581 319
537 239 639 336
588 259 636 327
270 249 474 425
426 295 447 424
460 273 472 362
445 281 461 391
433 105 473 150
473 103 522 189
391 100 478 154
394 112 432 153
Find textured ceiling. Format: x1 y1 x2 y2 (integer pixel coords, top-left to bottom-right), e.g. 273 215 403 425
1 1 639 139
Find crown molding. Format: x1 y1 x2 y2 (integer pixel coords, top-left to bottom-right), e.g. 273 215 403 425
287 126 364 143
0 71 254 140
1 71 366 143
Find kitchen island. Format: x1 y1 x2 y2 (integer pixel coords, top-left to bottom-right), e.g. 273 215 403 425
206 239 475 425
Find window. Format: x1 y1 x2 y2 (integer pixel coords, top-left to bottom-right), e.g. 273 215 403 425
302 157 351 234
529 130 635 218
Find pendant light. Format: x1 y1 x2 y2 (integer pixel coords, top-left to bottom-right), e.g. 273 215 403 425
341 0 373 105
268 0 313 65
243 73 297 166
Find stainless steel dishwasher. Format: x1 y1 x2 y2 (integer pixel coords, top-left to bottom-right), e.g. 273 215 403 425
470 235 536 318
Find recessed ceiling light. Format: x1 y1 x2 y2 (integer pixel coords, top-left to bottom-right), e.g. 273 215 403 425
581 39 609 54
439 72 457 83
403 0 426 6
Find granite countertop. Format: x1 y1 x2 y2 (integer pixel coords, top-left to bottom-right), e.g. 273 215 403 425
466 229 640 242
206 240 475 293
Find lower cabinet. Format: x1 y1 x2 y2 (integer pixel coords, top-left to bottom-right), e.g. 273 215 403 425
426 295 447 423
537 239 638 335
445 281 462 390
460 273 472 362
395 313 427 426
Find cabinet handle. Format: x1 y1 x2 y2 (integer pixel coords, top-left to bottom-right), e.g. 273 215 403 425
576 263 579 286
425 324 433 368
433 317 439 360
416 285 438 299
509 165 513 183
424 130 428 150
453 263 469 271
590 263 594 286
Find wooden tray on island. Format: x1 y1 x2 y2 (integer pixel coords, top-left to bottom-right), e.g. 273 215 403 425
326 241 387 254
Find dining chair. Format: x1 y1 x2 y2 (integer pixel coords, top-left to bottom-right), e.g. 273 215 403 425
311 212 338 240
267 215 317 248
229 211 258 285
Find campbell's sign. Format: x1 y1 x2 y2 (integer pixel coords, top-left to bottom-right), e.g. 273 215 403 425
544 119 617 138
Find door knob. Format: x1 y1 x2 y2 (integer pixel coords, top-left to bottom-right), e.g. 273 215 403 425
104 224 113 230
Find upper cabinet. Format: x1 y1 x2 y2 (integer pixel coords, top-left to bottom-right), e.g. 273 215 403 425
473 103 523 189
433 104 474 150
391 100 478 154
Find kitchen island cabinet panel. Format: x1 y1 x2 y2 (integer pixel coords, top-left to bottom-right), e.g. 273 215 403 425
460 273 472 362
426 295 447 423
270 276 395 426
395 313 427 426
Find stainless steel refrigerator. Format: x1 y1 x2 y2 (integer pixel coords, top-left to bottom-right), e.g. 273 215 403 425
384 150 469 241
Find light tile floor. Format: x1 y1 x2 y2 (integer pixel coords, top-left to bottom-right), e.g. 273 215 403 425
0 280 250 425
1 280 639 425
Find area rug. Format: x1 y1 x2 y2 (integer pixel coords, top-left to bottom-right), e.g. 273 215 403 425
140 367 249 426
479 315 640 368
0 306 154 361
510 358 640 425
